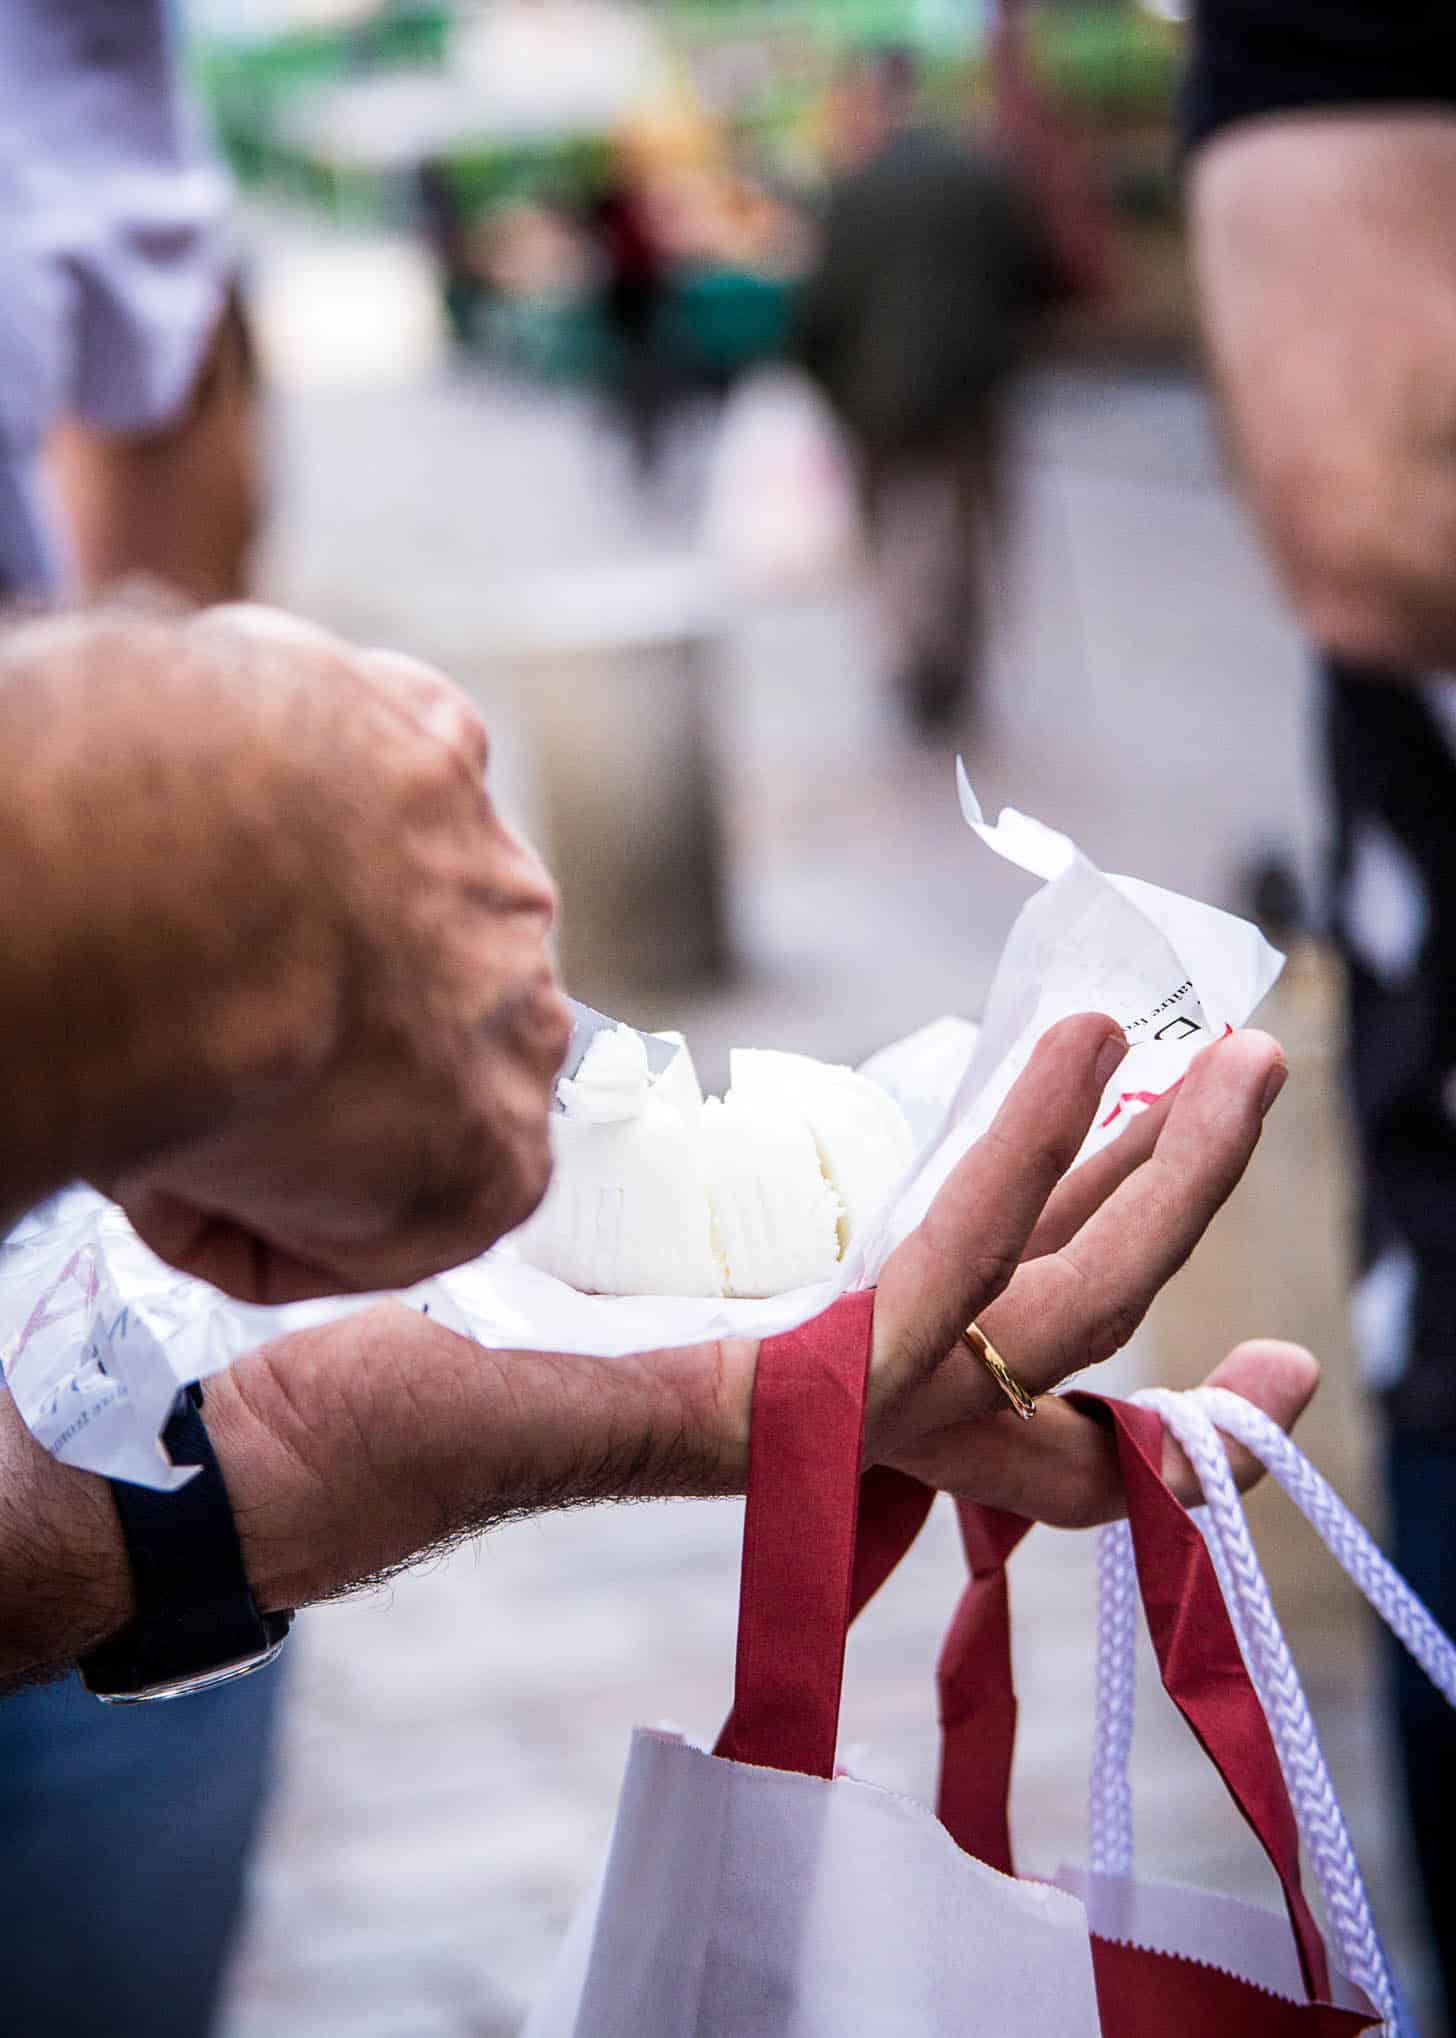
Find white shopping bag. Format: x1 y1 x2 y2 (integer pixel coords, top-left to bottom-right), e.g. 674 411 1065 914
938 1401 1385 2038
541 1729 1102 2037
525 1294 1446 2038
523 1292 1104 2038
700 365 864 594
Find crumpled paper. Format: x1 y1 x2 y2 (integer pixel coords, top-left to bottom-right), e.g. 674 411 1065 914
0 771 1282 1489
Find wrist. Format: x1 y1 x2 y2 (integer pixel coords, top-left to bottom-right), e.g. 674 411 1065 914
0 1306 758 1691
0 1385 133 1688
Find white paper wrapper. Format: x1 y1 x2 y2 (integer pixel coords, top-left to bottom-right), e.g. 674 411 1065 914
0 774 1282 1489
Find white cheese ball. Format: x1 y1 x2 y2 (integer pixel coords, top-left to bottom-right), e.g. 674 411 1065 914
698 1093 843 1298
513 1029 720 1296
511 1026 913 1299
728 1049 915 1251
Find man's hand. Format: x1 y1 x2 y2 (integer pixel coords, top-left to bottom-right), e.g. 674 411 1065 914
110 607 569 1299
0 603 568 1298
1193 114 1456 671
0 1012 1306 1687
866 1015 1295 1509
201 1015 1298 1614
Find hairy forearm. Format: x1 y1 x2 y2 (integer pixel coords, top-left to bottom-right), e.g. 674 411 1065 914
0 1306 757 1692
1193 114 1456 670
0 606 344 1227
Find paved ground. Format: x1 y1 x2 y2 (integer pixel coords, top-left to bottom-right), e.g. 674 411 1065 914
218 228 1441 2036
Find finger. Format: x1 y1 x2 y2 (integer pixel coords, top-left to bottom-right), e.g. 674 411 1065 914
1020 1079 1178 1261
1157 1338 1319 1505
872 1029 1285 1452
872 1012 1126 1407
885 1339 1319 1527
977 1027 1285 1391
358 646 491 778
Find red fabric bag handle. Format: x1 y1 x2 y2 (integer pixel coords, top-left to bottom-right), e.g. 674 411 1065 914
935 1393 1332 2003
715 1291 936 1777
935 1503 1033 1875
717 1316 1332 2004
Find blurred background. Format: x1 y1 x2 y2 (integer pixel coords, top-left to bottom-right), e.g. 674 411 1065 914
17 0 1447 2032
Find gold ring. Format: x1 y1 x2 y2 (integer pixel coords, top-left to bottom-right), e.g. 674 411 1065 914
961 1322 1037 1421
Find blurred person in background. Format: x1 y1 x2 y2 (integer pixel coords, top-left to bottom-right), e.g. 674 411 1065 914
0 4 272 2033
590 160 673 477
416 155 490 351
45 283 258 609
1187 4 1456 2019
795 46 1064 738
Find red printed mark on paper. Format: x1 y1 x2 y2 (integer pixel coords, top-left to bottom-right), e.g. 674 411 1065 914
1097 1024 1233 1130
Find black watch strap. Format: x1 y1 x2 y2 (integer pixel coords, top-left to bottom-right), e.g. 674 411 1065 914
79 1383 293 1703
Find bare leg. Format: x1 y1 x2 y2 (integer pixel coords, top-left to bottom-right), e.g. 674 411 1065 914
45 286 261 605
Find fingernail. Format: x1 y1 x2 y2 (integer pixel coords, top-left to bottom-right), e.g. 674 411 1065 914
1095 1031 1128 1088
1260 1062 1288 1116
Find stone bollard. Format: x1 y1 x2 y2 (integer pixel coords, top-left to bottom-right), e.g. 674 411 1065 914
482 560 732 1004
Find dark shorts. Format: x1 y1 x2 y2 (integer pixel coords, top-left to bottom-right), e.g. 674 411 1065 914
1325 660 1456 1440
1186 2 1456 152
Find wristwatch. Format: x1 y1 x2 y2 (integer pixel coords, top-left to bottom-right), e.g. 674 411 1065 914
79 1383 293 1704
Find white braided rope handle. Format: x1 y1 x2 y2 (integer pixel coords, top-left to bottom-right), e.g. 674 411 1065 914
1159 1386 1456 2036
1181 1387 1456 1708
1088 1516 1136 1877
1135 1388 1397 2031
1088 1387 1456 1842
